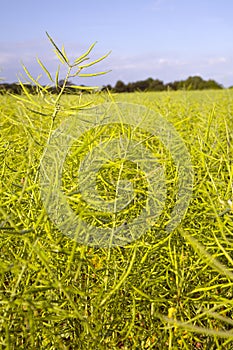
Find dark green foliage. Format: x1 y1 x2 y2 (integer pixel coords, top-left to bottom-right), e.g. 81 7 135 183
104 75 223 93
1 76 223 95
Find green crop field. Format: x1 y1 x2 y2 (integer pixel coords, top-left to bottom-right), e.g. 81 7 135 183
1 89 233 349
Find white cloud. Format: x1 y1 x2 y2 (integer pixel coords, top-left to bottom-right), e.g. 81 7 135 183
207 57 227 65
0 53 15 65
104 53 233 87
0 39 89 83
0 41 232 87
149 0 175 12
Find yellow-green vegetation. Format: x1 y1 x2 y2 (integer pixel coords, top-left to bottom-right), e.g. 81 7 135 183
1 88 233 349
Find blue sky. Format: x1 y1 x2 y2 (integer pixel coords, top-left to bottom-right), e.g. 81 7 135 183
1 0 233 87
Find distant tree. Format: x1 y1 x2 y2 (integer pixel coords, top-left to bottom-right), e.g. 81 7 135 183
148 79 164 91
167 76 223 91
132 78 150 91
126 78 153 92
126 82 134 92
114 80 127 92
205 79 223 89
185 76 205 90
106 76 223 93
0 75 223 95
58 79 73 87
166 81 179 91
102 84 112 91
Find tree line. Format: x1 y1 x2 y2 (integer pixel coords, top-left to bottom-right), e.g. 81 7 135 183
103 75 223 92
0 75 224 95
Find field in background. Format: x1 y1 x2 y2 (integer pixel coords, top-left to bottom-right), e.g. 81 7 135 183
1 89 233 349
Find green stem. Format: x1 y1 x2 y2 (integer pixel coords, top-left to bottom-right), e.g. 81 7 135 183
52 66 72 121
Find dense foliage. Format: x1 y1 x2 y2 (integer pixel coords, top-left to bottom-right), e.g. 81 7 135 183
0 75 223 95
105 75 223 92
1 90 233 349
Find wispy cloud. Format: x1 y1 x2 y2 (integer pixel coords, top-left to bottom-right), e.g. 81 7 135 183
0 40 232 87
149 0 175 12
206 57 227 65
107 53 232 87
0 53 15 65
0 39 112 84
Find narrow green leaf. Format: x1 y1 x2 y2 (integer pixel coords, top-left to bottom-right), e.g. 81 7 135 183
54 49 66 65
68 101 92 109
76 70 111 77
17 80 34 102
55 66 60 88
78 51 111 69
61 44 69 63
180 228 233 281
11 93 41 108
72 57 89 67
69 68 81 78
22 64 48 93
213 232 233 266
100 247 137 307
37 58 54 82
46 32 69 64
74 42 97 65
26 107 51 117
69 85 99 90
162 316 233 339
25 286 54 293
132 286 153 300
189 282 233 294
